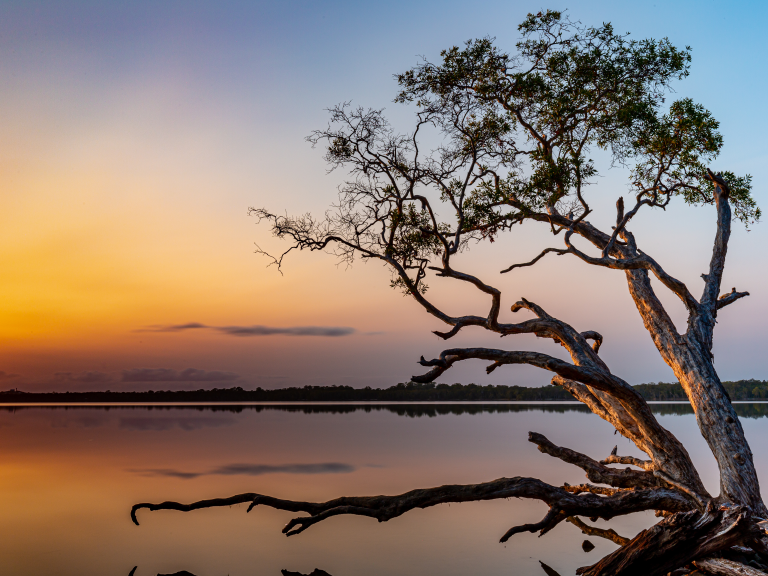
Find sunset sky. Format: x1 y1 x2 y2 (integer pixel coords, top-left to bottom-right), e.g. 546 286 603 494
2 0 768 391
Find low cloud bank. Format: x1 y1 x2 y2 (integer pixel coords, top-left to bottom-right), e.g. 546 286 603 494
138 323 355 337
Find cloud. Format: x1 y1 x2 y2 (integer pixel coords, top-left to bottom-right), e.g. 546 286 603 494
53 371 114 384
0 371 21 380
212 463 355 475
121 368 239 382
217 325 355 337
140 322 207 332
133 468 203 479
138 323 356 337
130 462 356 479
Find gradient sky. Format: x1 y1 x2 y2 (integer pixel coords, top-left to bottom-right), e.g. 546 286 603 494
2 0 768 391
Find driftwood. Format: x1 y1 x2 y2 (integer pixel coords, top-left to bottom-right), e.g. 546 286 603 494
132 12 767 576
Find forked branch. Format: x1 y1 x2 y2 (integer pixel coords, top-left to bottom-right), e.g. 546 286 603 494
529 432 659 489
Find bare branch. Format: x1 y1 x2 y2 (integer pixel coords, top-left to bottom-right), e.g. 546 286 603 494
529 432 659 489
563 484 623 497
132 476 694 539
412 348 610 387
500 247 569 274
563 228 700 314
717 288 750 310
580 331 603 353
601 448 653 471
131 493 259 525
567 516 630 546
700 170 733 312
554 378 643 444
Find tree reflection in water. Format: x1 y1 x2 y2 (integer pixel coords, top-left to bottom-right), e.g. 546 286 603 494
7 401 768 419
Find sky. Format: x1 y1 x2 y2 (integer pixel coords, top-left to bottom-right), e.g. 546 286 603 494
2 0 768 391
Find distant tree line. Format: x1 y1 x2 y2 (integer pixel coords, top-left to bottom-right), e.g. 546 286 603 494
1 379 768 403
634 379 768 401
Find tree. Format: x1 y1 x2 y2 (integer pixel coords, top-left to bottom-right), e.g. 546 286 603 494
132 11 768 575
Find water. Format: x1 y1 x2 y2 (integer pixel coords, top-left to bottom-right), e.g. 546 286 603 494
1 402 767 576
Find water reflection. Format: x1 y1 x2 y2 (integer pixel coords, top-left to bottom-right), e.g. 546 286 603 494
1 402 767 576
119 416 235 431
131 462 358 479
148 569 334 576
2 401 768 419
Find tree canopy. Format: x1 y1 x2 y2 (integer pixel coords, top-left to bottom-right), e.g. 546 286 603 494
253 10 757 309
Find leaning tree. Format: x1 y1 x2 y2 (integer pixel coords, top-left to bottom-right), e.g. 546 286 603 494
132 11 768 575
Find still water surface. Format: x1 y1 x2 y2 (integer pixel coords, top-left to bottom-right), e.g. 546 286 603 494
1 402 767 576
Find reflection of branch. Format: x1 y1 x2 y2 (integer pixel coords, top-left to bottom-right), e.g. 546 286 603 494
281 570 333 576
567 516 630 546
539 561 564 576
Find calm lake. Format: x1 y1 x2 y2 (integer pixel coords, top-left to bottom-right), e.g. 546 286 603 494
2 402 768 576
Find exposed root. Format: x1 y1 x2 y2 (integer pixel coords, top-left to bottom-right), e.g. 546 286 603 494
578 505 763 576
